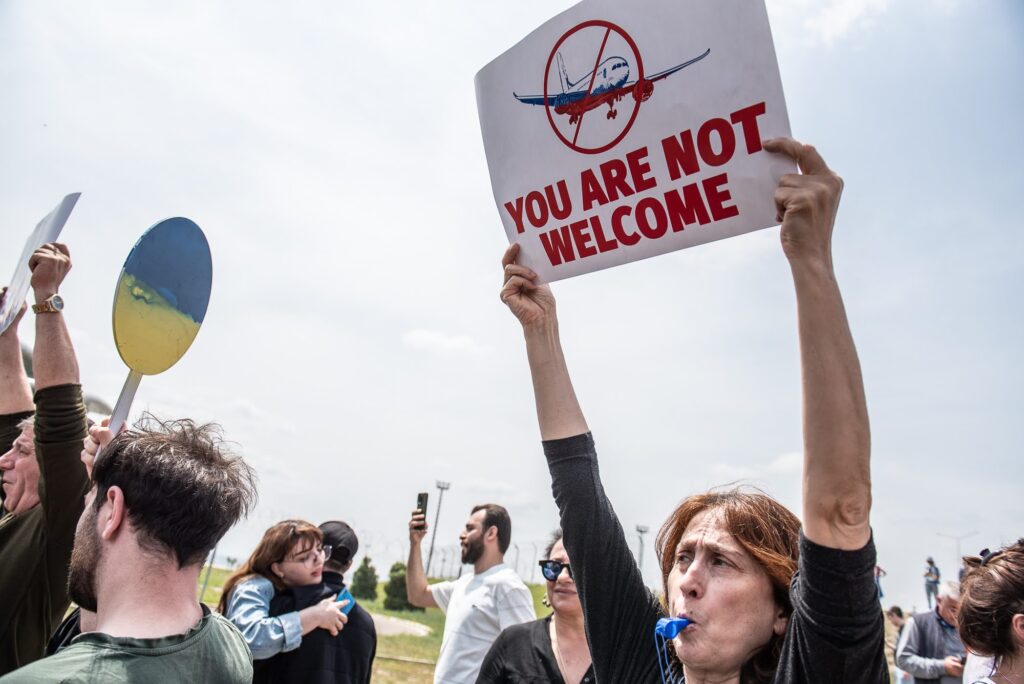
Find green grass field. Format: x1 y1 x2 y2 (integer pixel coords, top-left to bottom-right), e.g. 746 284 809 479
200 569 550 683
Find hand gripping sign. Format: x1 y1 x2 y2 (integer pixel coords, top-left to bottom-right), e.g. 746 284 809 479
475 0 796 283
0 193 80 334
100 218 212 458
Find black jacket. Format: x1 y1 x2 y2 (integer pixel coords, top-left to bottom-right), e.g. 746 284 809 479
253 571 377 684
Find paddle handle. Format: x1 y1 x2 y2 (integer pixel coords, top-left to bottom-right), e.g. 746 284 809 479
95 370 143 463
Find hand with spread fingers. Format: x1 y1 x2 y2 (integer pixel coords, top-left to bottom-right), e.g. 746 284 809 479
763 138 844 267
499 243 557 329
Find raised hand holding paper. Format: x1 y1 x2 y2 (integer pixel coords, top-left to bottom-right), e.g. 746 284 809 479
105 217 213 444
475 0 795 282
0 193 80 333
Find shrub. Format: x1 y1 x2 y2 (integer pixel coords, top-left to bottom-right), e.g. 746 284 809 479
351 556 379 601
383 561 424 612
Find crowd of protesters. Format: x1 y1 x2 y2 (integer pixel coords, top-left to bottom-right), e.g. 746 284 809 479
1 138 1021 684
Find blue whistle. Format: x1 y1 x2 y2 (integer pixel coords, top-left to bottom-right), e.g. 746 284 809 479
655 617 691 639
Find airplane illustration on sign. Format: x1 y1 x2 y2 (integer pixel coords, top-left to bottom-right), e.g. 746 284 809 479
514 48 710 124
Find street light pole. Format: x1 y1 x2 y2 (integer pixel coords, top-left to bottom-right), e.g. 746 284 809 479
636 525 650 574
426 480 451 577
937 529 978 575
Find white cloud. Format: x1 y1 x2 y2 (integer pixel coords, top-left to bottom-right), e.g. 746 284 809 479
804 0 890 45
402 329 491 356
776 0 958 45
710 463 757 481
768 451 802 473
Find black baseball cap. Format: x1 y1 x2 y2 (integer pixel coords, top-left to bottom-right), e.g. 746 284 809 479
319 521 358 565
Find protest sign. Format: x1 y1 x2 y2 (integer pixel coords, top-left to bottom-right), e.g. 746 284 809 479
0 193 80 333
104 217 212 444
476 0 795 282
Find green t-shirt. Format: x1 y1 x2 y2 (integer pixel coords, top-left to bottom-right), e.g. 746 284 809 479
0 607 253 683
0 385 88 674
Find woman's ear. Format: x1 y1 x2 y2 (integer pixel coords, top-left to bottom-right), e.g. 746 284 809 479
773 607 789 636
270 562 284 580
1011 613 1024 648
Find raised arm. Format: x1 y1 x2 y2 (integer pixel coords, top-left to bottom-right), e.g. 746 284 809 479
500 244 664 682
29 244 79 390
0 288 34 415
499 244 587 440
764 138 871 551
405 510 438 608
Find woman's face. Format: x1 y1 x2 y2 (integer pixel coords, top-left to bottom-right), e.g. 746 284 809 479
665 508 787 678
546 538 582 618
272 539 325 587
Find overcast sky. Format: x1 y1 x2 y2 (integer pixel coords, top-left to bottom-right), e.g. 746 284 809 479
2 0 1021 612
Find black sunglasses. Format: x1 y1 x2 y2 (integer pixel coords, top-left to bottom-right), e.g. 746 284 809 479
539 559 573 582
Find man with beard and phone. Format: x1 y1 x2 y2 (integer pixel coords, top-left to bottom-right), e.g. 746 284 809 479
0 417 259 683
0 245 89 675
407 503 535 684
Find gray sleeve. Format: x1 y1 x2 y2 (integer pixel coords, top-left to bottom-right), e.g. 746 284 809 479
896 617 947 679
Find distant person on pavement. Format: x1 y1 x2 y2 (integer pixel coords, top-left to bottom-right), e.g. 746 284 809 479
926 557 942 609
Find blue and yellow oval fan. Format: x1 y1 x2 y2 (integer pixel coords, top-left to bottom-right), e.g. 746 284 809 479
105 218 212 440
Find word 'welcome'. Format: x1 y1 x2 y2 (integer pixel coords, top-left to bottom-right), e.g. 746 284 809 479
501 102 768 266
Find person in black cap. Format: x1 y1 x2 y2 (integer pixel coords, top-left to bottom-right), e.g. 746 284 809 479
251 521 377 683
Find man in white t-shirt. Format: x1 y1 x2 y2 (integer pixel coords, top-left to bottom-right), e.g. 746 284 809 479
407 503 536 684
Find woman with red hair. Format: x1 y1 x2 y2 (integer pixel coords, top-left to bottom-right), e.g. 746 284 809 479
500 138 886 683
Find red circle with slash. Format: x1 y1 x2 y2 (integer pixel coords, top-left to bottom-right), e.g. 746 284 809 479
543 20 645 155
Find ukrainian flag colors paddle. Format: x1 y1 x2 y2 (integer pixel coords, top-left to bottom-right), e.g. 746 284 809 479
104 218 212 445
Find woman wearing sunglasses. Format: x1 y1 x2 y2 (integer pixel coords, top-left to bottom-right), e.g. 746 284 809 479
499 139 886 683
219 520 348 660
478 531 594 683
957 540 1024 684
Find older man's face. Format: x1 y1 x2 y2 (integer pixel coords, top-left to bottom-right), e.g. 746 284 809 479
0 427 40 515
937 595 960 625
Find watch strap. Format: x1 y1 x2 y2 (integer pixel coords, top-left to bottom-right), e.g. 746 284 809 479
32 294 63 314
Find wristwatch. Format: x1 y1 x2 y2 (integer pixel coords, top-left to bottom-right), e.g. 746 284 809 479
32 294 64 314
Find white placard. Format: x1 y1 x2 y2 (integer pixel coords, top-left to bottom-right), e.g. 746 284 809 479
1 193 81 333
476 0 795 282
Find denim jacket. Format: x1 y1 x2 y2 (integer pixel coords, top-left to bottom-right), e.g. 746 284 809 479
225 576 303 660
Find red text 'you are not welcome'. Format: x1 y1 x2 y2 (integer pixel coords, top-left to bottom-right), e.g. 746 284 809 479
502 102 769 267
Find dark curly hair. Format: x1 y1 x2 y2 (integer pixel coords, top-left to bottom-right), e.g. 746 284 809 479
93 415 258 568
